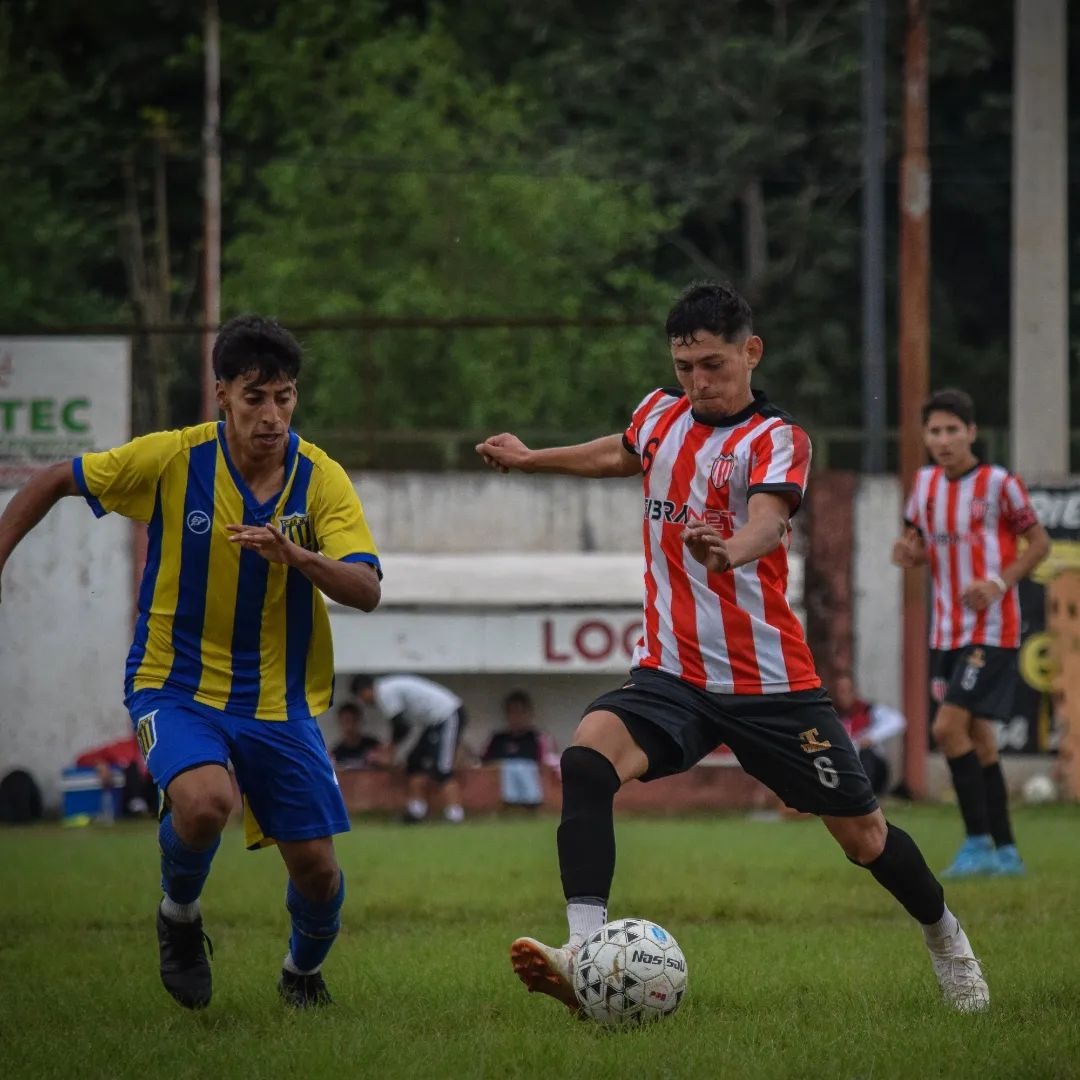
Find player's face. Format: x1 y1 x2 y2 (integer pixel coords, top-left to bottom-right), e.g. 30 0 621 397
833 676 855 710
506 702 532 731
923 410 976 473
670 331 762 417
217 372 298 460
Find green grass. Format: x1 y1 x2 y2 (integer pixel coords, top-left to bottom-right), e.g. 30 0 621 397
1 805 1078 1080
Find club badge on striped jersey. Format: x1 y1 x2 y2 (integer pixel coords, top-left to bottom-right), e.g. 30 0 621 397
277 512 316 551
709 453 736 490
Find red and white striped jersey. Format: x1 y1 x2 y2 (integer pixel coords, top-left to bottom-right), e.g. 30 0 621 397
622 387 819 695
904 463 1038 650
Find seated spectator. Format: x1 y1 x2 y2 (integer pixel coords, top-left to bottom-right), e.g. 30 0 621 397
481 690 559 811
331 702 383 768
832 672 907 796
75 734 157 819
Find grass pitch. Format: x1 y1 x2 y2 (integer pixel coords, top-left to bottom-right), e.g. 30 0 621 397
1 804 1078 1080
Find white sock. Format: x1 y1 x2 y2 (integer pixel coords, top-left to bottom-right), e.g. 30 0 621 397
160 896 201 924
566 901 606 951
283 951 320 976
444 804 465 823
922 905 960 947
407 799 428 819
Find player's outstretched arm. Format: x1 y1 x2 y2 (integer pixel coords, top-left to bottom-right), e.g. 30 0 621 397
475 432 641 479
682 492 792 574
0 461 80 603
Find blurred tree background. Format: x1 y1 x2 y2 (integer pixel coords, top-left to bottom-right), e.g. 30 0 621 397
0 0 1077 458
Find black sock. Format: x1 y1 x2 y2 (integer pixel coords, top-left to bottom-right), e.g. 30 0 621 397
945 751 990 837
982 761 1015 847
557 746 621 902
862 823 946 925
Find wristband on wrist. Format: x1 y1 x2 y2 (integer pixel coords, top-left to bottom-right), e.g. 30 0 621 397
989 573 1007 594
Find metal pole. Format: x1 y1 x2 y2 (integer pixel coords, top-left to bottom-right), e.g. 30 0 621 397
861 0 886 474
1011 0 1068 479
899 0 930 798
200 0 221 422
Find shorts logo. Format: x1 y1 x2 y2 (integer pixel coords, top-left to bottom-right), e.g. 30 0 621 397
931 677 948 704
277 512 317 551
799 727 833 754
135 711 158 760
710 453 737 490
960 647 985 692
186 510 211 534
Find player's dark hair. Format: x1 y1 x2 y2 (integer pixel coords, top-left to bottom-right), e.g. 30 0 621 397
351 674 375 696
212 314 302 384
665 281 753 345
921 388 975 427
504 689 533 712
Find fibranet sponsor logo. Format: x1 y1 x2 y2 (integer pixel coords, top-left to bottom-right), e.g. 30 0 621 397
643 498 736 533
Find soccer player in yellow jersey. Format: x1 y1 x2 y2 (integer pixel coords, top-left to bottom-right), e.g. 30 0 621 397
0 315 382 1009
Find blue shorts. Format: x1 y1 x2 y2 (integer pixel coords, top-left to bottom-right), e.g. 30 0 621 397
128 688 349 850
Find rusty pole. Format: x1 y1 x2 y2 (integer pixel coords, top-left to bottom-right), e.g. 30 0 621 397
200 0 222 422
899 0 930 798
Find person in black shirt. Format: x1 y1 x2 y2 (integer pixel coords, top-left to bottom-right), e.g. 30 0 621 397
482 690 557 810
331 703 382 768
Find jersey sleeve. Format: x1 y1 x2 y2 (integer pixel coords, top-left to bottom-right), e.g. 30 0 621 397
311 457 382 576
374 681 405 721
903 481 922 532
746 422 812 514
1000 473 1039 534
622 389 666 455
73 430 182 522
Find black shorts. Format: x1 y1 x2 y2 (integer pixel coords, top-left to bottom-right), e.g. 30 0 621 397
404 708 466 782
931 645 1017 721
585 668 877 817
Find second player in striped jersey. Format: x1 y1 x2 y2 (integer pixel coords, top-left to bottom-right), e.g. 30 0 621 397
894 389 1049 879
478 280 989 1015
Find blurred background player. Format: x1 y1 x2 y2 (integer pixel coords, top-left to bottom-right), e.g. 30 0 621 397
831 673 907 797
0 315 382 1010
481 689 560 812
74 732 158 820
479 281 989 1014
351 673 467 823
893 388 1050 878
330 702 383 769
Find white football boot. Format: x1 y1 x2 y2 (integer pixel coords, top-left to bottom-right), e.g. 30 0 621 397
927 922 990 1012
509 937 580 1014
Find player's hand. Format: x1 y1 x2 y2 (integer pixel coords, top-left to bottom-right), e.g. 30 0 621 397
962 579 1003 612
475 433 534 473
682 522 732 573
226 523 298 565
891 533 924 568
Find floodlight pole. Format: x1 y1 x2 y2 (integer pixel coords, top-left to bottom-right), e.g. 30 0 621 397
200 0 221 422
898 0 930 798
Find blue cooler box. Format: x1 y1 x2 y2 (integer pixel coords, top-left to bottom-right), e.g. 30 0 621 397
60 766 124 819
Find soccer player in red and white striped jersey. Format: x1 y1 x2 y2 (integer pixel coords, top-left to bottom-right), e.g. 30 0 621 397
479 282 988 1014
894 389 1050 878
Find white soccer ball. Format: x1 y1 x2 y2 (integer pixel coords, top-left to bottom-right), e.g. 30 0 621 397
573 917 688 1025
1021 773 1059 805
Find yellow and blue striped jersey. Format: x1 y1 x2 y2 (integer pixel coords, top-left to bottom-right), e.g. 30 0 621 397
74 422 380 721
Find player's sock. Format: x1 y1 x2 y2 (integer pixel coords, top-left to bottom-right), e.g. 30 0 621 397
406 798 428 820
285 872 344 975
159 812 219 912
861 822 945 925
566 900 607 950
982 761 1015 847
945 751 990 837
557 746 621 944
921 904 960 947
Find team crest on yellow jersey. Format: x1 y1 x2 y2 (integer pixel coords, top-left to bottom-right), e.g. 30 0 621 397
278 512 317 551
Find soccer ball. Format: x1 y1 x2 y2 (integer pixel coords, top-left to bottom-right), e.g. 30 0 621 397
1021 773 1059 805
573 917 688 1025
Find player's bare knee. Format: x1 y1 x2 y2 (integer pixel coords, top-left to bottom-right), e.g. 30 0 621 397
291 859 340 903
829 812 887 864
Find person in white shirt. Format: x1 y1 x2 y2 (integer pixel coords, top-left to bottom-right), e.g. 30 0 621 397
832 673 907 796
351 674 467 823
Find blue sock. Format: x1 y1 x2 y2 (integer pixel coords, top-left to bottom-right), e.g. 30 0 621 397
159 812 219 905
286 873 345 974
